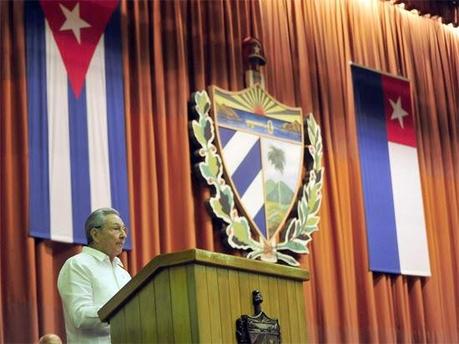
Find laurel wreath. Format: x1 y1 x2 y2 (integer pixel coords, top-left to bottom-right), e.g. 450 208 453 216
191 90 323 266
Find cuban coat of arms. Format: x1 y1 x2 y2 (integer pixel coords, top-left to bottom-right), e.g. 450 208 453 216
191 39 323 266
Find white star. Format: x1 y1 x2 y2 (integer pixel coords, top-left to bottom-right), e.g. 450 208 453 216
388 96 408 128
59 3 91 44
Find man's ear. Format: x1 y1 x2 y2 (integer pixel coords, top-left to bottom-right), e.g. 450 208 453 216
90 228 99 243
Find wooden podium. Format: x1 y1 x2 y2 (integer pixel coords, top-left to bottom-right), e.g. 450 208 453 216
99 249 309 343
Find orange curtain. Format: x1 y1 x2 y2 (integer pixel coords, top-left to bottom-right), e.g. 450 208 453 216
1 0 459 342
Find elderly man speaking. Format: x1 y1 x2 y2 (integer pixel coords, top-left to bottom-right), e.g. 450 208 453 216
58 208 131 343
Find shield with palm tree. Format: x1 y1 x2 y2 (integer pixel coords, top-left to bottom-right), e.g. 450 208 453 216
209 85 304 247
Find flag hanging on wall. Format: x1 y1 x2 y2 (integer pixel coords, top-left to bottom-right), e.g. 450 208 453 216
25 0 131 248
351 64 430 276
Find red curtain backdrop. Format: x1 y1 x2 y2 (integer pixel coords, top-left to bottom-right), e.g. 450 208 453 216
1 0 459 342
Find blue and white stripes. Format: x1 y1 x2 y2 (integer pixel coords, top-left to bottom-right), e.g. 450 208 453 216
219 128 268 237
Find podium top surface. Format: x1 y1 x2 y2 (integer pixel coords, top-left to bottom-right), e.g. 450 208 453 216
99 248 309 321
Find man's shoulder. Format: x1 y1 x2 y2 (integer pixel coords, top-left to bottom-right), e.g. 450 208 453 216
66 246 107 262
66 251 92 263
61 249 98 270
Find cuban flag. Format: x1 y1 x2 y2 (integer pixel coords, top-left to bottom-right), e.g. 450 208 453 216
351 64 430 276
25 0 131 248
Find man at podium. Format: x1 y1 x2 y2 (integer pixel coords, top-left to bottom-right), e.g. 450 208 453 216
57 208 131 343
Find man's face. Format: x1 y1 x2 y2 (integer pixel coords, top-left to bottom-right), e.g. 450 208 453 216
92 214 127 261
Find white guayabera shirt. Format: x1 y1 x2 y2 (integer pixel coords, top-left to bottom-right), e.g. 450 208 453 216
58 246 131 344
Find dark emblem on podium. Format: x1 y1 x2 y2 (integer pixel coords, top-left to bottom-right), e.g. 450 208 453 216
236 290 281 344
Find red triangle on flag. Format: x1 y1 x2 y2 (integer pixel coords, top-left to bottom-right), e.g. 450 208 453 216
39 0 119 98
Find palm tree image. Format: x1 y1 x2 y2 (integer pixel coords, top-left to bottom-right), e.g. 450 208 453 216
264 143 298 237
267 145 285 204
266 145 288 237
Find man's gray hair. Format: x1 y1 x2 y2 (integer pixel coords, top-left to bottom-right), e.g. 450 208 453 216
85 207 120 244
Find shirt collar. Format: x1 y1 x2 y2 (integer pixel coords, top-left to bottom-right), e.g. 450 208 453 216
82 246 123 266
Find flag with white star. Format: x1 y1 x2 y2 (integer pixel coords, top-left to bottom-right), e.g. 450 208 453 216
25 0 131 248
351 64 430 276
